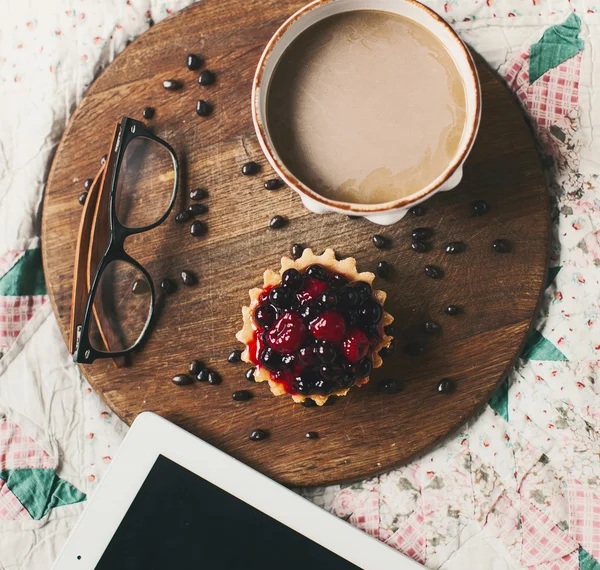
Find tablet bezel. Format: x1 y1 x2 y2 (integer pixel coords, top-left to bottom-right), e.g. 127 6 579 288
52 412 422 570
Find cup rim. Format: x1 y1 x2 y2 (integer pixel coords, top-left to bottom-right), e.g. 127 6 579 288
252 0 481 214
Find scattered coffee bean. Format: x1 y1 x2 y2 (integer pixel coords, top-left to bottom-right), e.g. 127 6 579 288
197 368 210 382
100 154 107 165
163 79 181 90
78 192 88 205
264 178 283 190
189 360 203 375
172 374 193 386
241 161 260 176
473 200 489 216
198 69 215 86
444 304 460 316
301 399 317 408
190 188 207 200
180 270 196 286
249 429 268 441
412 228 433 241
195 99 212 117
411 241 428 253
437 378 455 394
372 234 389 249
131 278 149 295
186 53 203 70
406 343 426 356
207 371 221 385
148 17 154 27
445 241 465 254
232 390 252 402
83 178 93 190
493 239 511 253
190 220 207 237
269 215 287 229
175 210 191 223
228 350 242 363
291 244 304 260
142 106 154 119
188 203 208 216
410 205 426 216
245 367 256 382
424 265 443 279
379 379 401 394
424 320 440 334
376 261 391 279
160 278 174 294
305 431 319 439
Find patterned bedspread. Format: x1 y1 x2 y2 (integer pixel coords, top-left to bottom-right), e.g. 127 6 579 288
1 0 600 568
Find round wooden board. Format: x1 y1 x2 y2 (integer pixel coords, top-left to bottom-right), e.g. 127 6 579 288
42 0 549 487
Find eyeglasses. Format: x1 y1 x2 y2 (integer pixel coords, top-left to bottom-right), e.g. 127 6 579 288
70 117 179 365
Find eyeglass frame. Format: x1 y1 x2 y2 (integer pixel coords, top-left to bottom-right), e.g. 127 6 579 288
73 117 179 364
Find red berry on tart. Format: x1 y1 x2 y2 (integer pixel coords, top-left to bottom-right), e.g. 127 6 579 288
236 249 393 406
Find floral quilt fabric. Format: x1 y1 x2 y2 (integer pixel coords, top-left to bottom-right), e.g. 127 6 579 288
2 0 600 568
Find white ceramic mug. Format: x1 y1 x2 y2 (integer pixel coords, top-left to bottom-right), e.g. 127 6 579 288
252 0 481 225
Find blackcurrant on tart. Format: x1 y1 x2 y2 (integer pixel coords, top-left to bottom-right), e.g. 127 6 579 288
236 249 393 406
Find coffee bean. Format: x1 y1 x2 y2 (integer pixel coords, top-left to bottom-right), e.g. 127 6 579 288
233 390 252 402
269 215 287 229
148 18 154 27
163 79 181 90
189 360 203 375
207 371 221 385
180 270 196 286
78 192 88 205
249 429 268 441
305 431 319 439
301 399 317 408
406 343 425 356
241 161 260 176
264 178 283 190
424 265 443 279
131 278 149 295
100 154 107 165
245 367 256 382
291 244 304 260
493 239 511 253
437 378 455 394
444 305 460 316
142 106 154 119
379 379 401 394
198 70 215 86
372 234 389 249
175 210 190 223
190 188 207 200
197 368 210 382
172 374 193 386
424 320 440 334
412 228 433 241
195 100 212 117
410 205 425 216
376 261 391 279
473 200 489 216
445 242 465 254
228 350 242 363
186 53 203 70
411 241 428 253
190 220 207 237
188 203 208 215
160 278 174 294
83 178 93 190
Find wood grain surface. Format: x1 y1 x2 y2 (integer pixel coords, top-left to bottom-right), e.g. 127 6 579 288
42 0 549 487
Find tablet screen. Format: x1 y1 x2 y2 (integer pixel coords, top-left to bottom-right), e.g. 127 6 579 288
95 454 360 569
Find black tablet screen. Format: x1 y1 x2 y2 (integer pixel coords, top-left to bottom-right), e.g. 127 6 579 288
95 454 361 569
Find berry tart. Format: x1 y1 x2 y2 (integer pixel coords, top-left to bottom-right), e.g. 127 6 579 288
236 248 393 406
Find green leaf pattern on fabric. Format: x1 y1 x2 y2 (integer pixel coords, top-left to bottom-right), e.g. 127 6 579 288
580 547 600 570
0 248 46 296
0 468 85 520
529 13 584 84
521 329 568 361
489 378 509 421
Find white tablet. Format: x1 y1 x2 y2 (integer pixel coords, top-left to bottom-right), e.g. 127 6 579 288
53 412 422 570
